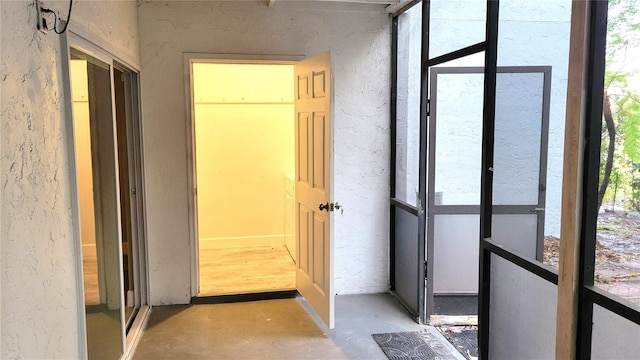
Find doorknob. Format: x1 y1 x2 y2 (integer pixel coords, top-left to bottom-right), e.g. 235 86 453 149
319 202 342 213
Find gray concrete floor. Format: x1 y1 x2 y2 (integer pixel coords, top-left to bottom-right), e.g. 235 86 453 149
132 293 464 359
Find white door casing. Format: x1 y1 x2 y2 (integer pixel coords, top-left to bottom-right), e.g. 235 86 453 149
294 51 334 329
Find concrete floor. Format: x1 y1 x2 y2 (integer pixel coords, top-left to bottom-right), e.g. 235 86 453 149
132 293 465 359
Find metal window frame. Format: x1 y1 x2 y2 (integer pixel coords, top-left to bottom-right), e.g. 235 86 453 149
389 0 428 321
577 0 640 358
477 2 499 357
390 0 491 325
391 0 640 358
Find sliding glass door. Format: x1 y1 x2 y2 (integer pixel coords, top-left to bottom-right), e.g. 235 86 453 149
67 38 147 359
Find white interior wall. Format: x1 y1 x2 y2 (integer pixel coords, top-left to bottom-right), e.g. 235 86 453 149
138 1 391 305
0 1 139 358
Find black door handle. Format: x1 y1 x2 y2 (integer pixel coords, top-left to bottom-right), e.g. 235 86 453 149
319 203 329 211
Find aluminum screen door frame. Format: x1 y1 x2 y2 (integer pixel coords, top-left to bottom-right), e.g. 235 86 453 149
390 1 429 322
426 66 551 318
391 0 495 324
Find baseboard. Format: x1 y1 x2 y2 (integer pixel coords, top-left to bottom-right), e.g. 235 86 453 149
191 290 299 305
199 234 285 249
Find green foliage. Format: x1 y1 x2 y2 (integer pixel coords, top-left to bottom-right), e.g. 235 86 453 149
607 0 640 54
620 97 640 163
599 0 640 212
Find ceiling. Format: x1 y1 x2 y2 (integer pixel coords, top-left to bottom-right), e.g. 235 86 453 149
138 0 413 14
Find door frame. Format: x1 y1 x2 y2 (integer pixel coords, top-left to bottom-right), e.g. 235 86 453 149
183 53 309 298
63 27 150 359
389 0 429 323
112 61 150 328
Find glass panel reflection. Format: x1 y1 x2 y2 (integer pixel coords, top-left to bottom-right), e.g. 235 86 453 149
70 49 124 360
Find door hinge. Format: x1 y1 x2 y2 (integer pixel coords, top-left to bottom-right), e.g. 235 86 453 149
426 99 431 117
424 261 428 278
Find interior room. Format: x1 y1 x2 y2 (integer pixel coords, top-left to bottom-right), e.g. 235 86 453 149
2 0 639 359
192 62 296 296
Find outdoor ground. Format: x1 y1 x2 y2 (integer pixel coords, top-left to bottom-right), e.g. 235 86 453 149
544 211 640 307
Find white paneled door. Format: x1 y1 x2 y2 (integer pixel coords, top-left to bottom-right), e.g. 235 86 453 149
294 51 334 328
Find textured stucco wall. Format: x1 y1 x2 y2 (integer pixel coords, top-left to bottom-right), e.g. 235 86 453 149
429 0 571 236
498 0 571 237
1 1 139 358
138 1 391 304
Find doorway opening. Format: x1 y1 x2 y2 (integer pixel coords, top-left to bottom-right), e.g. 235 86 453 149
192 62 297 297
188 52 335 328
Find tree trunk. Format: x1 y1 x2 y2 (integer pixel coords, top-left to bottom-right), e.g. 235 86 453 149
598 91 616 210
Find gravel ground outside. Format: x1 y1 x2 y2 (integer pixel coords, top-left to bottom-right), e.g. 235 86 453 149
544 211 640 307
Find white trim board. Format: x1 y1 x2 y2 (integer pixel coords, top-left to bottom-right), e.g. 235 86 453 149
199 234 285 249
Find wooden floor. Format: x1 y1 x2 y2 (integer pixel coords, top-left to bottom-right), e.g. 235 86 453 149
199 246 296 296
83 247 100 305
83 247 135 323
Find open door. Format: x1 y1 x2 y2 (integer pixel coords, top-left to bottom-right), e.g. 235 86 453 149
294 51 334 328
426 67 551 319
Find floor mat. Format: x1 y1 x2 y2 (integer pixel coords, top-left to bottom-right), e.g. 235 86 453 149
371 331 458 359
437 326 478 360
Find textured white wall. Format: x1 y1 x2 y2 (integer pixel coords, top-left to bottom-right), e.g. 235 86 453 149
429 0 571 236
138 1 391 304
498 0 571 237
1 1 139 358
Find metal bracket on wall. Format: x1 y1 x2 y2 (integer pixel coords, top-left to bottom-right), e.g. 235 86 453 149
35 0 49 33
33 0 73 34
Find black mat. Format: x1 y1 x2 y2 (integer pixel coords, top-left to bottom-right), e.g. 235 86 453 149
438 327 478 359
371 331 457 359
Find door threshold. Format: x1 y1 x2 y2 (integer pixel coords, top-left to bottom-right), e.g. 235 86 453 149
429 315 478 326
191 290 299 305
